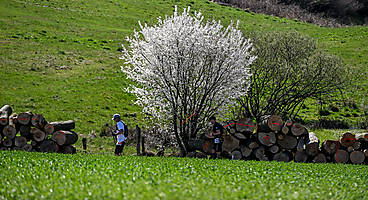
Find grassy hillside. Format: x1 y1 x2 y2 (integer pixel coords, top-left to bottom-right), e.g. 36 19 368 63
1 0 367 136
1 151 367 199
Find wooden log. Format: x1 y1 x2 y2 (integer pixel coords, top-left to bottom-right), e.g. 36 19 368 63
231 150 242 160
31 128 46 142
136 125 141 155
17 112 33 125
285 119 293 127
306 132 320 157
40 140 59 153
12 146 22 151
322 140 339 155
202 140 214 154
3 138 13 147
188 139 203 152
273 151 292 162
31 114 47 129
22 144 33 152
350 151 365 164
50 120 75 131
268 145 279 154
0 147 9 151
61 145 76 154
31 140 39 147
290 123 307 136
233 132 247 140
43 124 55 135
51 130 78 146
240 144 252 158
347 146 354 153
222 135 239 153
296 137 305 151
0 105 12 126
353 141 361 150
20 125 31 138
334 149 349 163
236 118 255 133
340 132 356 148
277 134 297 150
258 115 283 132
364 149 368 157
14 136 27 147
3 125 16 139
281 126 289 135
253 146 269 161
294 150 308 163
257 132 276 146
313 153 327 163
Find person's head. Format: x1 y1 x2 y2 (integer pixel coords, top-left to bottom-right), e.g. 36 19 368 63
112 113 121 122
209 116 216 124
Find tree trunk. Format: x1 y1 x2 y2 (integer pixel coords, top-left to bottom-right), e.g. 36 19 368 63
17 112 33 125
236 118 255 133
0 105 12 126
277 134 297 150
31 114 47 129
231 150 242 160
257 132 276 146
22 144 32 152
340 132 356 148
312 153 327 163
350 151 365 164
51 130 78 146
222 135 239 153
3 125 16 139
233 132 247 140
306 132 320 157
136 125 141 155
334 149 349 163
43 124 55 135
273 151 292 162
14 136 27 147
291 123 307 136
294 150 308 162
3 138 13 147
253 146 269 161
322 140 339 155
258 115 283 132
61 145 76 154
40 140 59 153
202 140 214 154
20 125 31 138
31 128 46 142
240 144 252 158
268 145 280 154
50 120 75 131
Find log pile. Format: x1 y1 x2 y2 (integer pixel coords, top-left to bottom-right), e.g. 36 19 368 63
189 115 368 165
0 105 77 154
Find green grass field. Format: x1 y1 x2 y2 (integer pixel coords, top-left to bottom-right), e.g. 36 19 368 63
1 0 368 136
0 151 367 200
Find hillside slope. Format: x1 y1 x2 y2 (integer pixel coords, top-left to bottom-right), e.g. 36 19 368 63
1 0 367 134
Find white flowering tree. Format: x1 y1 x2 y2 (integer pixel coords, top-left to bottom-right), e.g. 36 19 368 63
121 6 255 155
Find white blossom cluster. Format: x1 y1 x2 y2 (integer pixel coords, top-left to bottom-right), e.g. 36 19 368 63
121 6 255 133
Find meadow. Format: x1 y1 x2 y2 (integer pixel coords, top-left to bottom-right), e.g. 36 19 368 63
0 151 367 200
0 0 367 137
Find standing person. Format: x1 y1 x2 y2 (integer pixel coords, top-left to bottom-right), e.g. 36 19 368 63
209 116 224 159
112 114 127 156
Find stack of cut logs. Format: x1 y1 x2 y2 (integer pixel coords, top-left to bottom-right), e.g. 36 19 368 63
190 115 368 164
0 105 78 154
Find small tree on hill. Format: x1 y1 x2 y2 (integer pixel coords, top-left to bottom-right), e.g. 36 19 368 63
236 31 349 122
121 6 255 155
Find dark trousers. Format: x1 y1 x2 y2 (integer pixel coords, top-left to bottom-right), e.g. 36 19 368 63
114 141 126 155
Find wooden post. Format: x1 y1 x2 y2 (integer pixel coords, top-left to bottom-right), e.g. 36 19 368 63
136 125 141 156
82 138 87 151
141 136 146 155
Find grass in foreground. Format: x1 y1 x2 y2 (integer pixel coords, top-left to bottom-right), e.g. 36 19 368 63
0 151 367 200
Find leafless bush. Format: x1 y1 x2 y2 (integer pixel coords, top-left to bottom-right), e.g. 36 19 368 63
213 0 367 26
